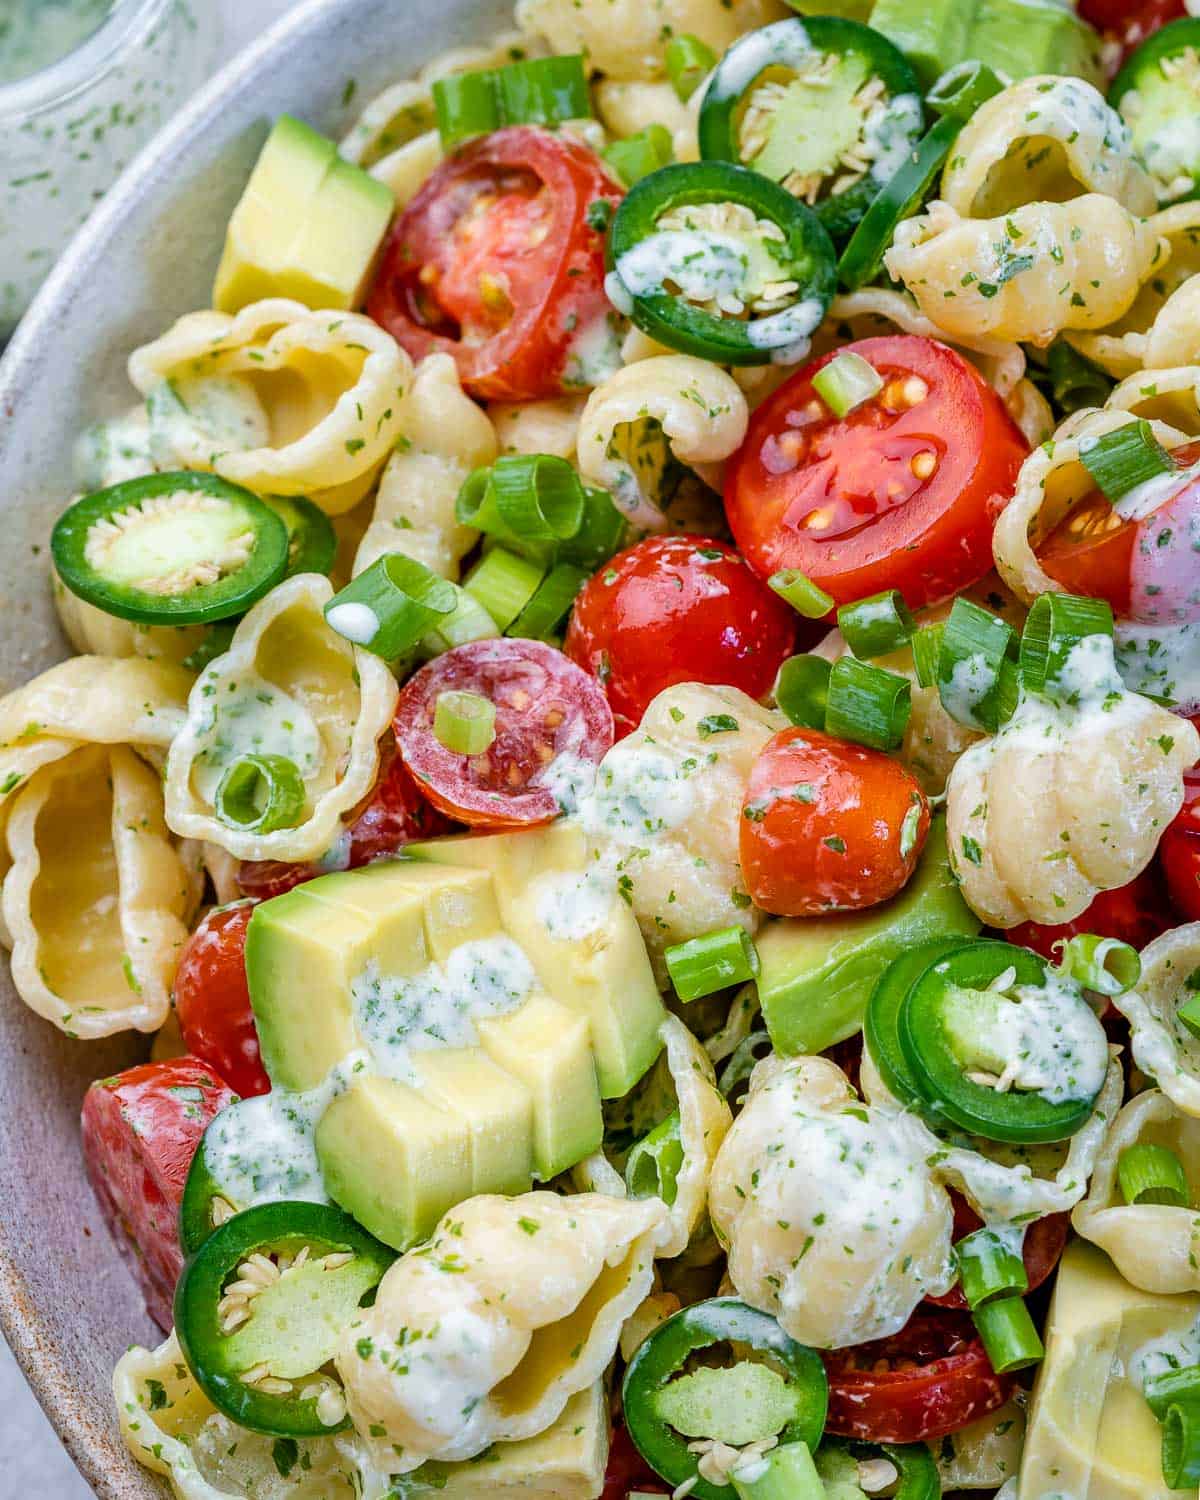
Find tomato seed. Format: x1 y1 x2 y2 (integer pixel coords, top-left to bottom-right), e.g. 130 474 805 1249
910 451 937 480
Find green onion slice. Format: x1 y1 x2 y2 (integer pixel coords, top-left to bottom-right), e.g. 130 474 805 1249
927 60 1006 122
911 623 944 689
1043 340 1113 415
625 1112 684 1205
433 690 497 755
1055 933 1141 998
1145 1364 1200 1419
432 70 503 145
1162 1402 1200 1489
325 553 456 660
971 1295 1044 1375
508 562 589 641
1179 993 1200 1041
462 547 545 633
665 925 760 1003
954 1229 1028 1310
826 657 911 752
666 34 716 102
774 654 831 730
433 54 590 146
838 589 914 660
1018 591 1114 699
215 754 306 835
769 568 835 619
1078 418 1175 503
1118 1143 1190 1207
557 487 628 570
813 351 884 419
603 124 675 187
419 583 499 658
458 453 586 555
937 597 1016 733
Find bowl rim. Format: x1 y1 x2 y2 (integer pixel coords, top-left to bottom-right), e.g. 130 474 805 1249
0 4 338 1492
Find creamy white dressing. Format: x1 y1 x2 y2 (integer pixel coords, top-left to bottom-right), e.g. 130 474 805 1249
577 740 696 842
744 297 824 363
1130 1314 1200 1390
536 749 599 817
1020 76 1133 171
191 671 323 802
145 375 268 468
562 311 624 390
864 93 924 183
1115 617 1200 708
351 936 534 1084
74 410 157 490
962 968 1110 1106
613 231 769 307
1108 460 1200 523
941 653 996 731
534 869 611 941
326 602 381 647
711 18 812 98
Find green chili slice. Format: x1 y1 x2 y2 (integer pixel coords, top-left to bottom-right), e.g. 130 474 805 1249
1111 19 1200 205
816 1439 940 1500
622 1297 828 1500
863 938 983 1108
607 159 836 366
264 495 337 579
52 471 289 626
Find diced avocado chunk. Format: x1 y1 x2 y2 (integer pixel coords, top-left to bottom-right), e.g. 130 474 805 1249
1021 1241 1200 1499
403 1381 610 1500
414 1048 534 1198
870 0 1104 90
213 114 394 314
758 816 979 1057
409 824 666 1097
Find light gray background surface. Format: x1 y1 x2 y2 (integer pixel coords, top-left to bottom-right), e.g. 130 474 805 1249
0 2 301 1493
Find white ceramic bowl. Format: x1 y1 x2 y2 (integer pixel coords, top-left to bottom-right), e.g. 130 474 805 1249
0 1 510 1491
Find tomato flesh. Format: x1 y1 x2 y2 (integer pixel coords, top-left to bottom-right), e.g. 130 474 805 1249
564 536 798 739
724 335 1028 609
740 726 930 916
1160 716 1200 920
394 638 614 828
368 126 621 401
238 736 452 900
1038 491 1135 617
823 1309 1014 1444
926 1192 1069 1311
174 902 269 1099
81 1058 236 1330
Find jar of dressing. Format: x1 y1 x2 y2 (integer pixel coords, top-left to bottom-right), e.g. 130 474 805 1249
0 0 218 336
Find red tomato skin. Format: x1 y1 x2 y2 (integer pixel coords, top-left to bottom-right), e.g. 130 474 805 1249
368 126 621 402
563 536 798 738
1008 870 1171 961
740 727 930 916
823 1310 1014 1444
1081 0 1184 65
174 903 269 1099
81 1057 236 1330
395 639 613 828
724 335 1028 610
1160 718 1200 920
238 738 452 901
603 1424 666 1500
926 1193 1069 1310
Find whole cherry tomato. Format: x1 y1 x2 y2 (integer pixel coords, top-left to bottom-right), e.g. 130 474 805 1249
740 727 930 916
81 1058 236 1330
564 536 798 738
1039 440 1200 625
823 1309 1014 1444
926 1192 1069 1311
239 735 451 900
724 335 1028 609
1159 716 1200 920
1008 870 1171 961
368 126 621 401
174 902 269 1099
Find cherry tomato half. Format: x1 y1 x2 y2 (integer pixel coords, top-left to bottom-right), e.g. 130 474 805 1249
368 126 621 402
740 727 930 916
1039 440 1200 625
1008 869 1171 963
81 1058 236 1330
724 335 1028 609
174 903 269 1099
238 735 452 900
926 1193 1069 1311
394 638 614 827
1159 716 1200 920
823 1308 1014 1444
564 536 798 739
1080 0 1184 66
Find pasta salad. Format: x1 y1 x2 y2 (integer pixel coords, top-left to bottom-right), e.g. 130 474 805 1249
16 0 1200 1496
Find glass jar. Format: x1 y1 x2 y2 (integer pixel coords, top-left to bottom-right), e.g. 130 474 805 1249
0 0 218 336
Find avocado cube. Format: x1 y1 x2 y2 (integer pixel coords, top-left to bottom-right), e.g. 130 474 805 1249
414 1047 534 1198
315 1075 472 1250
410 826 665 1098
477 994 603 1180
313 860 502 958
213 114 394 314
405 1382 609 1500
757 816 980 1057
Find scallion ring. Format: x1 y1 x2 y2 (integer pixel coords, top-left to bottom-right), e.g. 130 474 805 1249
324 553 456 660
666 34 717 101
1179 992 1200 1041
954 1229 1028 1310
1078 418 1175 503
1055 933 1141 998
625 1113 684 1205
508 562 589 642
971 1296 1044 1375
1162 1402 1200 1489
665 925 760 1003
1146 1364 1200 1419
462 547 545 632
433 54 590 146
769 568 835 619
910 623 944 689
837 589 914 660
813 351 884 419
1117 1143 1190 1208
825 656 911 752
603 125 675 187
926 60 1006 122
433 689 497 755
456 454 586 560
215 754 306 835
773 654 831 730
937 597 1016 733
1018 591 1114 699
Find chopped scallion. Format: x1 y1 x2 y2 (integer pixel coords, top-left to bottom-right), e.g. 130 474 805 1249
731 1441 825 1500
1055 932 1141 998
927 59 1006 122
1018 591 1114 699
458 453 585 559
1078 418 1174 502
419 582 499 657
825 657 911 751
665 925 760 1003
812 351 884 418
937 597 1016 733
625 1112 684 1204
433 690 497 755
603 124 674 187
1117 1143 1190 1207
462 547 545 632
971 1295 1044 1374
911 623 944 689
215 754 305 835
954 1229 1028 1309
1146 1364 1200 1419
508 562 589 641
1178 992 1200 1042
557 486 628 570
433 55 590 146
324 553 456 660
665 34 716 101
774 654 831 730
837 589 914 659
1162 1402 1200 1489
769 568 835 619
